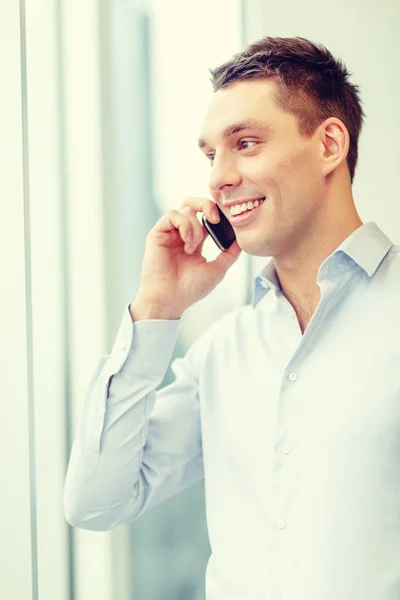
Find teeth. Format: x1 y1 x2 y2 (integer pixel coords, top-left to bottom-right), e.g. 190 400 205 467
229 198 264 216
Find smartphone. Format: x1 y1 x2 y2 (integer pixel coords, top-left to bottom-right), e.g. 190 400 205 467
202 204 236 251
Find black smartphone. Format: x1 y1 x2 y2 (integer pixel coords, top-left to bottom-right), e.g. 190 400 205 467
202 204 236 251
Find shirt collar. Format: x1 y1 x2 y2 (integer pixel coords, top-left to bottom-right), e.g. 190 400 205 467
251 221 394 308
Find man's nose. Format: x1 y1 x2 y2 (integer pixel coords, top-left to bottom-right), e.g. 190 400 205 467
209 154 242 193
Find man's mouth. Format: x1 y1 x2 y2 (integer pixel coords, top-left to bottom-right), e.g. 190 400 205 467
228 198 265 217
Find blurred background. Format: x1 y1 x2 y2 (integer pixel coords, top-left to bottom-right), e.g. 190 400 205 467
1 0 399 599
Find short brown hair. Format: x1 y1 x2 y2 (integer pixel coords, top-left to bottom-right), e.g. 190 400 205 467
210 37 364 183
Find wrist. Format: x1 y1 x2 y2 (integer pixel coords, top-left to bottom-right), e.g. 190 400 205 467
129 297 183 322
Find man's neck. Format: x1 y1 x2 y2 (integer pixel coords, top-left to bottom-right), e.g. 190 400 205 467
274 214 363 312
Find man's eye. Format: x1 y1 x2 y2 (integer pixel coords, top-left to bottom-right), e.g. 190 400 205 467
238 140 257 150
205 141 256 163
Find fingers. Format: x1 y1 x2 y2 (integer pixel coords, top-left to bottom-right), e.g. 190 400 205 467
195 226 210 254
156 209 192 242
179 197 220 224
154 198 220 254
152 208 202 254
208 239 242 277
178 198 220 254
180 207 205 248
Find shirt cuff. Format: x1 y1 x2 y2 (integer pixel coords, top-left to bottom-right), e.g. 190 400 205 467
107 302 181 376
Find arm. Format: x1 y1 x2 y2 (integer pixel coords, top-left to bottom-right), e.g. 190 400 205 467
63 196 241 531
63 303 204 531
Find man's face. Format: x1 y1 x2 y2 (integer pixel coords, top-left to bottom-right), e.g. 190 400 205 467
198 78 324 257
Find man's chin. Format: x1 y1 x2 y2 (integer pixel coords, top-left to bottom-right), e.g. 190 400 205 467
235 235 272 258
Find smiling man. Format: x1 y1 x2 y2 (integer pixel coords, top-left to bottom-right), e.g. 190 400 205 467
198 40 364 333
64 37 400 600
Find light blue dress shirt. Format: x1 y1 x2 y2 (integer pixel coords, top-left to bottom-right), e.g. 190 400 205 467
64 221 400 600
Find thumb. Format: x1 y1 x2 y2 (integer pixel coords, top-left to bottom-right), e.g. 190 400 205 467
208 240 242 280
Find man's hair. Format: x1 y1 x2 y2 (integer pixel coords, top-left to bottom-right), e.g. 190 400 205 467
210 37 364 183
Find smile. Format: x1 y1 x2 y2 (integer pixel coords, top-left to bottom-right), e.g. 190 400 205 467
228 198 266 226
228 198 265 216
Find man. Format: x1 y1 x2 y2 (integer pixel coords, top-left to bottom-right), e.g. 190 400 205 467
64 37 400 600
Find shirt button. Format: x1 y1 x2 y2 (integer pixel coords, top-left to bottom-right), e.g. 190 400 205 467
260 280 269 289
276 519 286 529
281 444 291 454
120 343 126 351
288 372 298 381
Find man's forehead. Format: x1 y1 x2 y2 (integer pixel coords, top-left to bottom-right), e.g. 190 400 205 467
197 118 272 149
198 79 279 146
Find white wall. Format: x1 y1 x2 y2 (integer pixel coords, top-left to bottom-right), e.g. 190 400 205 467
24 1 70 598
0 2 35 598
243 0 400 276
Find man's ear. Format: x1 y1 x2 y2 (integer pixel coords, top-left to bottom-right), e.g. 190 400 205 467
318 117 350 177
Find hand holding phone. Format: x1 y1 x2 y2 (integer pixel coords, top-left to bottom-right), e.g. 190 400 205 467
202 204 236 251
130 197 241 321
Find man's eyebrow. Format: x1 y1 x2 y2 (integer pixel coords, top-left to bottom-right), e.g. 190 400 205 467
197 119 269 148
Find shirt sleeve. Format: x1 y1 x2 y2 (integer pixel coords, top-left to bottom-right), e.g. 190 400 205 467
63 303 205 531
